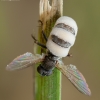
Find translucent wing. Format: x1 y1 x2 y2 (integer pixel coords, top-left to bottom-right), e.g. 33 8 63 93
6 52 45 71
56 61 91 96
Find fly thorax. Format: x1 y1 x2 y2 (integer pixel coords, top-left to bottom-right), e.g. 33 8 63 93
41 56 56 71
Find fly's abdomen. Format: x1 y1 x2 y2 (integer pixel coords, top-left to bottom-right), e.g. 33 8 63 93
46 16 78 57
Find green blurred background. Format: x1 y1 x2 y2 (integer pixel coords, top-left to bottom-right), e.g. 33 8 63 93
0 0 100 100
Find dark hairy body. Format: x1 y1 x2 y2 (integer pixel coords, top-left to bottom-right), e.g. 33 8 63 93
37 52 59 76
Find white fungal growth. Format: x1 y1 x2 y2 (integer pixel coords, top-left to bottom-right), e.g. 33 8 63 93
46 39 70 57
50 27 75 46
46 16 78 57
55 16 78 36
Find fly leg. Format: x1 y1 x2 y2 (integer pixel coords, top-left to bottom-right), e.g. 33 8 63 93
38 20 48 42
67 53 72 57
31 34 47 49
42 30 47 41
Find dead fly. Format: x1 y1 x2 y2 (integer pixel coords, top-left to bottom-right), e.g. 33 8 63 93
6 16 91 96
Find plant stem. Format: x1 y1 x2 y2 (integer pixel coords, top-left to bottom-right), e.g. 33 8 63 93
35 0 63 100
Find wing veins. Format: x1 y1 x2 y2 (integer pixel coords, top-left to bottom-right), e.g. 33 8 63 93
56 62 91 95
6 52 45 71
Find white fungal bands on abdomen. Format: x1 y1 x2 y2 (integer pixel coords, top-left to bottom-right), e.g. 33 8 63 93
46 16 78 57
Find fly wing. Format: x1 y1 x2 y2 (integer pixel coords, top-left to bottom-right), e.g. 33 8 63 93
56 61 91 96
6 52 45 71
